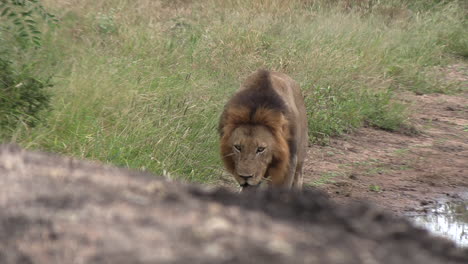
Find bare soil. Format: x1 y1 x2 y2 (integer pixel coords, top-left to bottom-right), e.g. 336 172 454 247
304 91 468 215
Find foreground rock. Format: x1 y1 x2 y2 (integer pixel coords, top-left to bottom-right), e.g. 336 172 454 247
0 144 467 264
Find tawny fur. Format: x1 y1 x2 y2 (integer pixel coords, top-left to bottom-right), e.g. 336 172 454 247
219 69 308 189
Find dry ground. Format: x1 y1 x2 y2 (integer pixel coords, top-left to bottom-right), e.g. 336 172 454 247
304 87 467 214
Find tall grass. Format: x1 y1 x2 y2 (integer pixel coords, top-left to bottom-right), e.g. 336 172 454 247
9 0 467 183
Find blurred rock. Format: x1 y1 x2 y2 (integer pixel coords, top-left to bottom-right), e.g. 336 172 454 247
0 144 467 264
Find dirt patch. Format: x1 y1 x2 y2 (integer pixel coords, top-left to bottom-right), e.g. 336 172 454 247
1 144 468 264
304 92 468 214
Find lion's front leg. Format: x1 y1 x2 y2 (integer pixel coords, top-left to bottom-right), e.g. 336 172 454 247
293 165 303 190
283 155 297 189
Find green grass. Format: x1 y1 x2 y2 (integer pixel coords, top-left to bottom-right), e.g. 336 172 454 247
309 172 341 186
369 184 383 193
6 0 468 183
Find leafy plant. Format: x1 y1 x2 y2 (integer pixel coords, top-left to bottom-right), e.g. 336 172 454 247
369 184 383 193
0 0 58 47
0 0 56 139
0 57 51 139
95 9 118 34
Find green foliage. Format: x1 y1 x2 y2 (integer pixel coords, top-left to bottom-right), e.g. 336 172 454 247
307 87 406 142
0 57 50 139
361 91 407 131
369 184 383 193
10 0 467 183
443 25 468 58
0 0 55 140
95 8 117 34
310 172 340 186
0 0 58 47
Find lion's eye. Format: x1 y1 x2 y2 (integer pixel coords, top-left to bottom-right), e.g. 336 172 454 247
234 145 242 151
256 147 265 153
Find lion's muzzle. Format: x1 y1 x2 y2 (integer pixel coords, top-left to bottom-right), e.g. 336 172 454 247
239 175 253 181
240 182 260 192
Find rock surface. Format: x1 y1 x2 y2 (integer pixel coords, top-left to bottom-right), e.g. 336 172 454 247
0 144 467 264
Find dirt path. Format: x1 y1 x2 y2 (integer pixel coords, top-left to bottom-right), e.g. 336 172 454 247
303 91 468 215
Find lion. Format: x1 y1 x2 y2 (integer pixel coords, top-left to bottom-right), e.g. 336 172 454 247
218 69 308 191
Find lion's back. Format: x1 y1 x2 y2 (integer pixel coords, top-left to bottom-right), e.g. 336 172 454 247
269 71 308 162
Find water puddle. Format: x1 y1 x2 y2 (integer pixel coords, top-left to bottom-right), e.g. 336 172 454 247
408 201 468 247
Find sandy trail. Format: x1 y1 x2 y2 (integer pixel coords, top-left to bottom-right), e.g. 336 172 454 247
304 90 468 214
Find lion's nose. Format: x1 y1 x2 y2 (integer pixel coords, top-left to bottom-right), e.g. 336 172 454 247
239 175 253 180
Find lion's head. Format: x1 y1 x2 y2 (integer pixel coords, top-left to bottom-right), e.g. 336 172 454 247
226 125 274 187
220 106 290 189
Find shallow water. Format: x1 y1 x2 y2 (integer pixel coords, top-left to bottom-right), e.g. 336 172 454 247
408 201 468 247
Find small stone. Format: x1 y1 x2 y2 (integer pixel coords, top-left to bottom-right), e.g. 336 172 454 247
267 238 294 256
420 200 430 206
205 217 231 233
445 106 456 111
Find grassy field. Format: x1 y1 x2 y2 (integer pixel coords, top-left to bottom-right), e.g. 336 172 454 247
6 0 467 183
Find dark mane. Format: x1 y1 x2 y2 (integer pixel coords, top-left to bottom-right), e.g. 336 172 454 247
228 70 287 123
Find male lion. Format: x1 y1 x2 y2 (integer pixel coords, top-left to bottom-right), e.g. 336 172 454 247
219 69 308 190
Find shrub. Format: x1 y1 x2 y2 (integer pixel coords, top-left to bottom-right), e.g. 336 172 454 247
0 57 51 139
0 0 56 140
0 0 58 47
